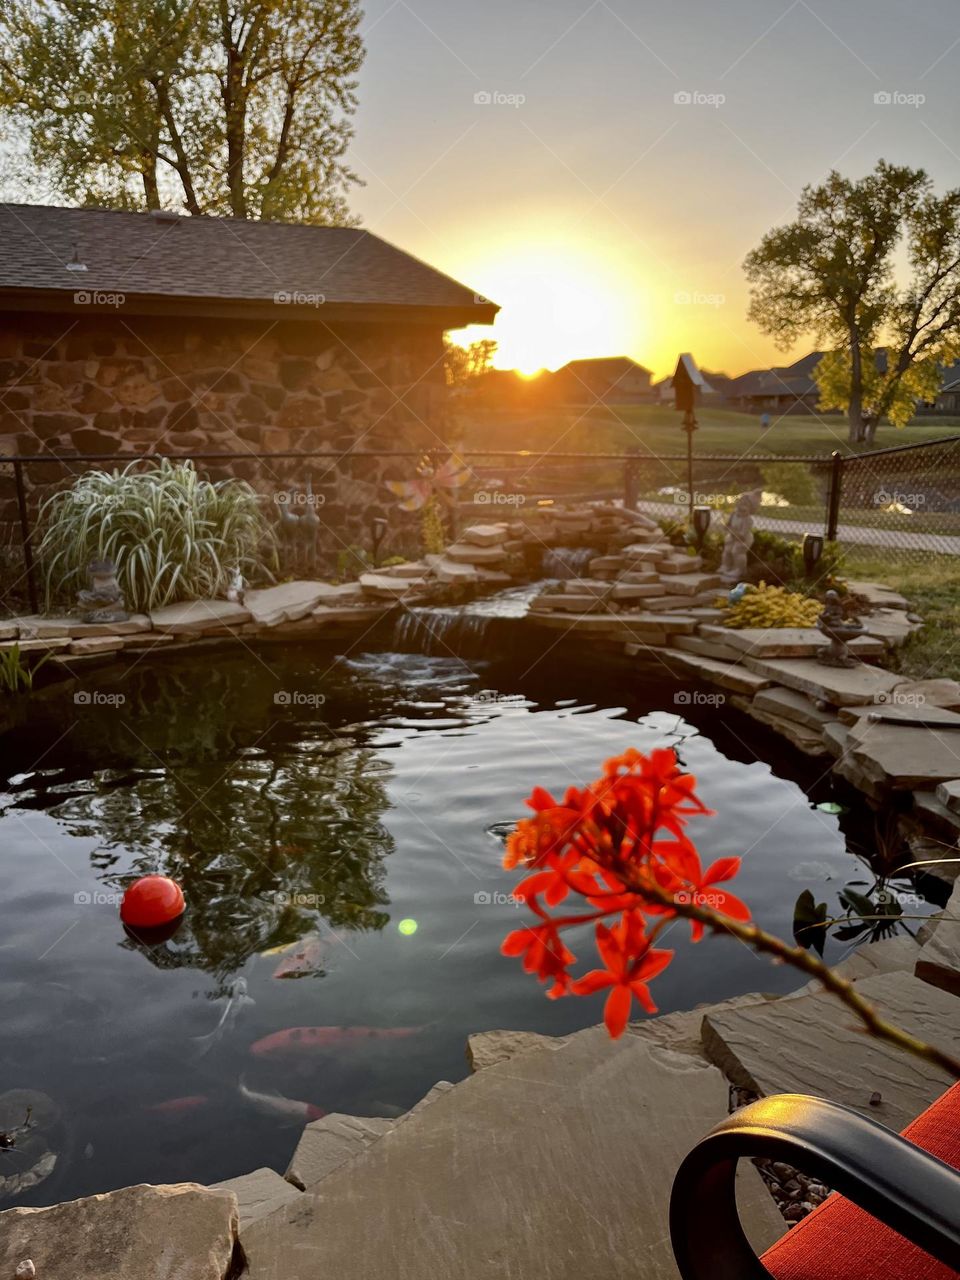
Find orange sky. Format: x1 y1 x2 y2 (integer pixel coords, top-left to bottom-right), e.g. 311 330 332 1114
353 0 960 381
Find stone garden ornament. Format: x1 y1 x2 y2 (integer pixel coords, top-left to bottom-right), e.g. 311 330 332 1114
77 558 129 624
718 488 763 584
817 588 865 668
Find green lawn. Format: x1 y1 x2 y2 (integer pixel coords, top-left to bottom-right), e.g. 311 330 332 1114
457 403 960 459
842 547 960 682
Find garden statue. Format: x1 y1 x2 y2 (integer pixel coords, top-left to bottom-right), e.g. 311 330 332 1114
718 488 762 583
816 589 864 668
77 558 129 623
226 567 245 606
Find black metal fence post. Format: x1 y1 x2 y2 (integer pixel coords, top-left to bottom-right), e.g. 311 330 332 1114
13 460 39 614
825 450 844 541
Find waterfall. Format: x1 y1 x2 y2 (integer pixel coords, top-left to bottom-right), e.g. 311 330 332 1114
540 546 594 579
389 585 540 657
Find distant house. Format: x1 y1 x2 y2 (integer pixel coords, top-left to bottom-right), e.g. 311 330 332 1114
726 352 823 415
553 356 653 404
934 360 960 414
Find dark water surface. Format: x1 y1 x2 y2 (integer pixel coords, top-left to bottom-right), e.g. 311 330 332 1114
0 618 936 1204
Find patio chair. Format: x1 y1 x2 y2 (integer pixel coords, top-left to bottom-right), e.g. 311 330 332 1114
669 1085 960 1279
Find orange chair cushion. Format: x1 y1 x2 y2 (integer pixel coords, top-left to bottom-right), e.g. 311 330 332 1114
761 1081 960 1280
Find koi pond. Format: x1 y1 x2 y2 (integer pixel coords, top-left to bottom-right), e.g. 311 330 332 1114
0 606 943 1206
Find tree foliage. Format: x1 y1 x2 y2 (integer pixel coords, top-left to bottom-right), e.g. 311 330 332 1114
744 162 960 440
0 0 364 224
444 338 497 388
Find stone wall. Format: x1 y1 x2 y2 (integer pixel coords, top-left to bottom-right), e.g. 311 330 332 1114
0 310 451 562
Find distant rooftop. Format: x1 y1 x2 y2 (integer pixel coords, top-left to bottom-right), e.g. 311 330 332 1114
0 204 498 326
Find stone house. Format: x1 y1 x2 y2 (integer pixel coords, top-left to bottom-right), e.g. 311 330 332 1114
552 356 653 405
0 203 497 549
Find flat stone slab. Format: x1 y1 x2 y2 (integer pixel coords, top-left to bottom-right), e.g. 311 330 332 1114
443 543 508 565
150 599 252 634
891 678 960 711
461 524 508 547
937 779 960 814
211 1167 301 1229
433 558 479 583
734 696 829 755
754 686 836 732
527 611 694 636
672 634 744 663
380 560 431 578
244 582 338 626
243 1031 783 1279
701 625 882 659
467 1029 563 1072
702 971 960 1133
740 656 902 707
861 608 922 647
846 719 960 789
285 1113 393 1191
845 579 909 610
15 614 152 639
358 573 428 598
839 703 960 728
0 1182 240 1279
659 572 724 596
664 650 772 695
563 579 662 600
621 543 673 562
915 879 960 997
69 637 123 656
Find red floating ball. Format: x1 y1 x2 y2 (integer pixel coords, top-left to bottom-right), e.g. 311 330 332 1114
120 875 185 928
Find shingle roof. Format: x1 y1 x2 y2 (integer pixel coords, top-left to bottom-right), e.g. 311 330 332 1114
559 356 652 378
0 204 498 324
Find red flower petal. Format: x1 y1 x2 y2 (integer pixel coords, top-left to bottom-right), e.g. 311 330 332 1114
603 984 633 1038
703 856 742 886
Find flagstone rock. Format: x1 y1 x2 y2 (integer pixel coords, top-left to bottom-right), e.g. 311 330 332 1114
359 573 429 599
618 570 660 585
0 621 18 640
740 656 902 706
0 637 71 653
702 971 960 1133
845 580 910 610
915 881 960 999
588 555 626 575
733 696 829 755
663 650 772 695
10 616 72 639
621 543 671 562
467 1029 563 1072
245 582 341 627
658 555 703 574
700 626 882 660
68 637 123 657
563 579 662 599
432 558 479 583
15 615 152 639
150 599 251 635
911 792 960 848
846 719 960 789
0 1182 241 1280
211 1167 301 1229
839 702 960 728
461 524 508 547
937 779 960 814
754 686 836 732
443 544 508 565
672 634 743 662
659 572 724 596
309 604 389 628
861 607 922 647
242 1031 783 1280
285 1114 394 1192
380 560 432 578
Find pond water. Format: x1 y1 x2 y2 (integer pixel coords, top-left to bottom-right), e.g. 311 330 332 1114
0 605 942 1205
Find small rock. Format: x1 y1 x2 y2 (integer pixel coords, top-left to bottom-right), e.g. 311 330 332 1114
799 1201 816 1214
869 1091 882 1107
15 1263 36 1279
770 1162 794 1180
784 1205 805 1222
782 1179 802 1197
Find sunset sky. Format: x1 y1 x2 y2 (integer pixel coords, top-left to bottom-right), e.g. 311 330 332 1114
352 0 960 378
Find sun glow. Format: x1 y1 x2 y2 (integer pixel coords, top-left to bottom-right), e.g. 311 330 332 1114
449 238 651 375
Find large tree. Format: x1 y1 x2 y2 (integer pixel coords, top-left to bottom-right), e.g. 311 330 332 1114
0 0 364 224
744 161 960 442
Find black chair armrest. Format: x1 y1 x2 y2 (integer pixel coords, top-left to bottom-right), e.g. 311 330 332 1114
669 1092 960 1280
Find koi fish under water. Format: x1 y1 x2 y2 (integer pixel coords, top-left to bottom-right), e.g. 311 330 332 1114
144 1095 209 1115
238 1079 326 1122
193 977 255 1057
250 1025 424 1057
271 936 329 980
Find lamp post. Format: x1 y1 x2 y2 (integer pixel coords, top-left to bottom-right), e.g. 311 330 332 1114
802 532 824 579
672 354 709 532
692 504 712 553
370 516 388 565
